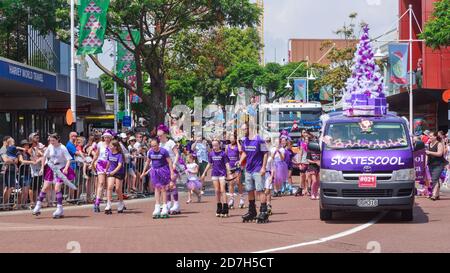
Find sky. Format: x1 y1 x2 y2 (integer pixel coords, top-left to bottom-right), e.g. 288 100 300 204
86 0 399 78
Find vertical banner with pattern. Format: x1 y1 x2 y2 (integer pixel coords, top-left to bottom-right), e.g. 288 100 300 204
388 43 409 85
115 30 142 103
294 79 307 102
77 0 110 55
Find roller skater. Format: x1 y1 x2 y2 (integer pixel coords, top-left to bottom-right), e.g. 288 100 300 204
201 139 232 218
239 123 269 223
32 133 75 219
141 139 175 220
104 140 126 215
91 130 114 213
264 137 275 216
158 124 182 215
225 133 245 210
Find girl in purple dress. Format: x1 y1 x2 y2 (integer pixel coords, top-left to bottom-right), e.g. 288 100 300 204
91 130 113 213
201 140 232 217
104 140 126 215
141 139 175 219
225 134 245 209
32 133 76 219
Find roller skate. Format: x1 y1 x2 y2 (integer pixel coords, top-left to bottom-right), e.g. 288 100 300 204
238 197 245 209
52 205 64 219
295 188 303 197
32 201 42 216
152 204 161 219
256 204 269 224
104 201 112 215
93 203 101 213
242 202 257 223
160 204 169 219
169 201 180 215
117 201 125 214
221 203 229 218
267 204 273 215
228 198 235 210
216 203 222 217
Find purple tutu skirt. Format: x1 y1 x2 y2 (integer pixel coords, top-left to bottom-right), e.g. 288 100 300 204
44 166 76 183
150 165 171 188
96 160 108 174
273 160 289 186
186 178 202 191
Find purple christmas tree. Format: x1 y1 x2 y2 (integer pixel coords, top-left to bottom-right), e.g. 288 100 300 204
343 25 387 116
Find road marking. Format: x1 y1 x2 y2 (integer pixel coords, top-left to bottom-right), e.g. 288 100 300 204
253 211 387 253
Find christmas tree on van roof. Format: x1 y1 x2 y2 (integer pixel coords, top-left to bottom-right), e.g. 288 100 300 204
343 24 387 117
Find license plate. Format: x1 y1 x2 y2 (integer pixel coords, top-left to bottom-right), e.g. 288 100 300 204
358 175 377 188
357 199 379 208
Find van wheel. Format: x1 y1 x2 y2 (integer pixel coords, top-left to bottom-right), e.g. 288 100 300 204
320 208 332 221
401 209 413 221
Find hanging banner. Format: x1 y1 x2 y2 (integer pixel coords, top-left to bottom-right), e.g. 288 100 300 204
77 0 110 55
116 30 140 79
388 43 409 85
319 85 333 101
294 79 307 102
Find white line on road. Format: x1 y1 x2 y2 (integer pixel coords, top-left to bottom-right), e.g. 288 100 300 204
253 211 387 253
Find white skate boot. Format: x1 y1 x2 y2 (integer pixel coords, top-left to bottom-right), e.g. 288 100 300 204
228 198 235 210
152 204 161 219
239 197 245 209
32 201 42 216
117 201 125 214
104 201 112 215
169 201 180 215
53 204 64 219
160 204 169 218
166 201 172 211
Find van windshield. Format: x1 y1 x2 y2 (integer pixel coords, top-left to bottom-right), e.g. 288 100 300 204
323 122 409 150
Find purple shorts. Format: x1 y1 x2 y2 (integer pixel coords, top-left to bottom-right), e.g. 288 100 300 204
150 166 171 189
44 166 76 183
96 160 108 174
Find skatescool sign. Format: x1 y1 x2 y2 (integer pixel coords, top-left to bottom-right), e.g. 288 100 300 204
331 156 406 166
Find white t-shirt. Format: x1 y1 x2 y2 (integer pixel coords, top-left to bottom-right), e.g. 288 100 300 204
160 139 177 161
44 144 72 169
270 147 286 162
186 162 199 180
95 142 109 161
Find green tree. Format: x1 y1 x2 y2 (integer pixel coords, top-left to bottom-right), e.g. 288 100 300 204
420 0 450 49
166 26 261 108
0 0 69 62
72 0 261 130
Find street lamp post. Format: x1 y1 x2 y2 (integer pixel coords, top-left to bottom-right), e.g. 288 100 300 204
70 0 77 124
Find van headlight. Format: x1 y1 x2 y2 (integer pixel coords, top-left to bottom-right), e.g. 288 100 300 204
321 169 341 182
393 169 416 181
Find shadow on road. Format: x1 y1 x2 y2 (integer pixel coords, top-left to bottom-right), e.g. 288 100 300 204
323 204 429 224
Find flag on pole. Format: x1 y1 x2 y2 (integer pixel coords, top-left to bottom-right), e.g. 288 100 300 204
294 79 307 102
77 0 110 55
116 29 142 103
388 43 409 85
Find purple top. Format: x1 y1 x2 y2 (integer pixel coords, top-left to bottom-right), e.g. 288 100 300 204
208 150 229 177
242 135 267 173
107 151 124 174
148 148 170 169
284 148 292 168
227 144 240 167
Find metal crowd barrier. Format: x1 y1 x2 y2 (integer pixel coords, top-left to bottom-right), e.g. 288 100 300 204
0 155 156 212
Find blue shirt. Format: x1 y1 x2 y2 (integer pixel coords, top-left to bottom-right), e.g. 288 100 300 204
66 141 77 169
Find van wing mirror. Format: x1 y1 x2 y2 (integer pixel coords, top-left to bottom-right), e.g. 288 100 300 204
308 142 321 152
414 141 425 152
